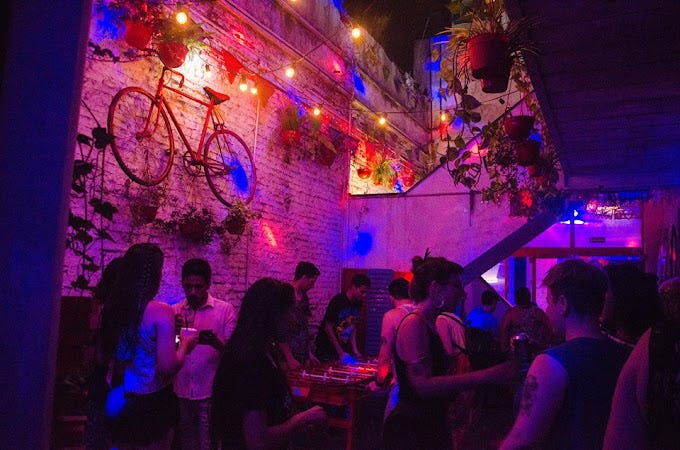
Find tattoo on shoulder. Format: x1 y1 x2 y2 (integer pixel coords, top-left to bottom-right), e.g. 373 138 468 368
519 375 539 415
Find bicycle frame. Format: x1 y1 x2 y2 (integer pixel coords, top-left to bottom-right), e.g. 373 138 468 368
152 67 218 163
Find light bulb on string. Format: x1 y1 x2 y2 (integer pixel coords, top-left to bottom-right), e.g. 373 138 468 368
284 66 295 78
175 8 188 25
250 83 258 95
312 106 321 116
378 115 387 126
239 75 248 92
351 26 361 40
440 111 449 123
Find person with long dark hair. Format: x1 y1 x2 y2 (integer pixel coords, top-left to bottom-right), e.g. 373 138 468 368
211 278 326 449
383 256 516 450
100 243 197 449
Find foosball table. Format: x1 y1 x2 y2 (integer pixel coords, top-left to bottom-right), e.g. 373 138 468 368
287 360 377 450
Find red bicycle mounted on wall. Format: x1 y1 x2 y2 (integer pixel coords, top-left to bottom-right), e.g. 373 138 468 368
107 66 256 207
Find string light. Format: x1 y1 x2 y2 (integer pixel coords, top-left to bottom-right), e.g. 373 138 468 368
284 66 295 78
250 83 258 95
351 26 361 39
312 106 321 116
239 75 248 92
378 115 387 126
175 9 188 25
440 112 449 122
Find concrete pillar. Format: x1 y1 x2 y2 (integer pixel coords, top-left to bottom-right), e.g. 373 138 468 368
0 1 91 448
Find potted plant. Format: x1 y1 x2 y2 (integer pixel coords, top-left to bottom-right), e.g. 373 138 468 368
221 200 260 236
446 0 535 93
357 166 372 179
279 104 303 145
130 186 165 225
155 206 217 243
370 154 397 187
503 114 534 141
154 14 209 68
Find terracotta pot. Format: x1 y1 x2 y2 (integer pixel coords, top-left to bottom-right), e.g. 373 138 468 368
317 146 336 167
179 221 207 242
124 20 153 50
467 33 510 80
131 203 158 223
224 215 246 235
280 129 301 145
357 167 372 179
158 41 188 68
503 115 535 141
401 172 416 188
515 140 540 166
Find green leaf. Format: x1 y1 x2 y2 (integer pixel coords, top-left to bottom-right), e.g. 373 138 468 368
82 263 100 272
70 275 91 290
74 230 94 245
90 198 118 220
97 230 115 242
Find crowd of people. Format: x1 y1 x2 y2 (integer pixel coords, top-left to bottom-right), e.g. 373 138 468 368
84 242 680 450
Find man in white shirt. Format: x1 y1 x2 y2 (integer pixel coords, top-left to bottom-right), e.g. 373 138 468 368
173 259 236 450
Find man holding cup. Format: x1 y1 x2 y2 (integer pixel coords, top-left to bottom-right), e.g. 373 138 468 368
173 259 236 450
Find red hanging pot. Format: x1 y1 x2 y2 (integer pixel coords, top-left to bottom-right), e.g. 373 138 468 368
503 115 535 141
224 215 246 235
124 20 153 50
317 146 336 167
515 140 540 166
158 41 188 68
467 33 510 80
479 73 510 93
179 220 208 242
357 167 372 179
280 129 301 145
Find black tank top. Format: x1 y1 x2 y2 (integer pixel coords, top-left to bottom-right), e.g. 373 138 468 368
393 313 449 414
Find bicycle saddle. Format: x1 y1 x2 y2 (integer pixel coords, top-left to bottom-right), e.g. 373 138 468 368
204 87 230 105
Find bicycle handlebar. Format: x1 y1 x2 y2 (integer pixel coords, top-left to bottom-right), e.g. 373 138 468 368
162 66 185 89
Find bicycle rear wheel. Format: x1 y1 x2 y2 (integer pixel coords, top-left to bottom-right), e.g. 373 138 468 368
204 129 256 206
108 87 174 186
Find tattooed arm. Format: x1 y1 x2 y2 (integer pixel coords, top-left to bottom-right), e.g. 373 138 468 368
500 354 568 450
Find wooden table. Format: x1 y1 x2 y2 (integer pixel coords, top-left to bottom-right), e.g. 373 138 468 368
287 361 377 450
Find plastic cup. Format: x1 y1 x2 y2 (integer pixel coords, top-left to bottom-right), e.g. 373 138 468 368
179 327 198 342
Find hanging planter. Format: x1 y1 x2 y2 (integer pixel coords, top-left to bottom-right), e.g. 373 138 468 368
515 139 540 166
467 33 510 80
317 145 336 167
503 115 535 141
157 41 188 68
124 20 153 50
131 202 159 224
280 129 301 145
526 164 541 177
223 214 246 235
357 167 372 179
179 220 209 242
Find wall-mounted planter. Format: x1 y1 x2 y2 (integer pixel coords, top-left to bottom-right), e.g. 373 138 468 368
280 129 301 145
124 21 153 50
158 41 188 68
515 140 540 166
503 115 535 141
357 167 372 179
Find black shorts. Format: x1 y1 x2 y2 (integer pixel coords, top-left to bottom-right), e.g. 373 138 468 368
109 384 178 446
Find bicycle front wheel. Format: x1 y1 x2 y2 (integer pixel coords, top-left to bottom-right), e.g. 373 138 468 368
108 87 174 186
204 129 256 206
